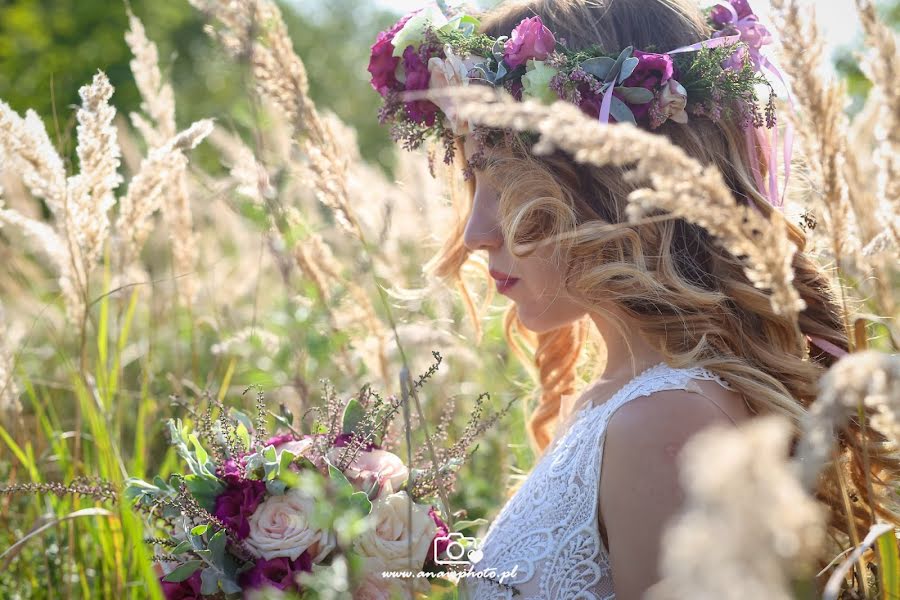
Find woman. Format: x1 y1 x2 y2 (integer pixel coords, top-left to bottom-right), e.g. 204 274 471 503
368 0 896 598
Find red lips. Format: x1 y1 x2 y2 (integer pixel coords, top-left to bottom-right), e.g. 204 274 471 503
489 269 519 283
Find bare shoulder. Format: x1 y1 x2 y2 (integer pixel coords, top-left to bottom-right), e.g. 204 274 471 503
595 379 752 599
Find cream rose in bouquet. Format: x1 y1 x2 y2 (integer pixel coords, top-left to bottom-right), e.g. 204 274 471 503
125 360 513 598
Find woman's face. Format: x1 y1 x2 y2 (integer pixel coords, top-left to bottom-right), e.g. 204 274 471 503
462 135 588 333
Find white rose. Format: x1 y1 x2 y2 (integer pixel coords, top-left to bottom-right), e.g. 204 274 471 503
327 447 410 500
428 44 484 136
391 7 448 58
246 487 336 562
353 491 438 572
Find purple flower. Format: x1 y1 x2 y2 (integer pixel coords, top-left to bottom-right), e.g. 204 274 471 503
427 506 450 564
401 46 438 126
238 553 313 592
710 3 734 28
731 0 755 19
368 12 418 97
213 478 267 540
620 50 676 121
160 570 203 600
503 16 556 69
333 432 381 452
218 458 244 484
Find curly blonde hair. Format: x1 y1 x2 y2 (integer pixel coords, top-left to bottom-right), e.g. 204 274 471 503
423 0 900 553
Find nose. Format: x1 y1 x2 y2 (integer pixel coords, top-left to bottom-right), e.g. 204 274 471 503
463 182 503 252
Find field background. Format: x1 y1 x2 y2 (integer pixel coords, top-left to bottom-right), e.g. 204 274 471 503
0 0 897 598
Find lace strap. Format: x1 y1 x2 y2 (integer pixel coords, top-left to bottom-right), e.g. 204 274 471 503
588 362 734 424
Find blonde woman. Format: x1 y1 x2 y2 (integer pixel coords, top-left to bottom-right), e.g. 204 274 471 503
367 0 898 598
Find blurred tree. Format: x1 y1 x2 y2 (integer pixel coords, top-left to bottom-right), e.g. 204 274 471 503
833 0 899 111
0 0 401 171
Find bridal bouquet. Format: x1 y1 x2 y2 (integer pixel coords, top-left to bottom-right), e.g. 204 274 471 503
126 372 499 598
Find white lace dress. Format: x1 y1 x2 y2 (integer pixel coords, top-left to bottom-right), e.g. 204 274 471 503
458 361 734 600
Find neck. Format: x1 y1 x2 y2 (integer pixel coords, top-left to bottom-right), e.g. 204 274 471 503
587 308 669 382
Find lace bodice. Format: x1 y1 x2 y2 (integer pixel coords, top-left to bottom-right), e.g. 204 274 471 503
458 361 734 600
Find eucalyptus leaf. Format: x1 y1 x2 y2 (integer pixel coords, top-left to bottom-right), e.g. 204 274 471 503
200 567 219 595
266 479 287 496
608 96 637 124
278 449 296 475
172 540 193 554
162 561 203 583
220 578 242 594
606 46 634 84
184 474 225 512
263 445 277 463
230 409 253 432
341 398 365 435
580 57 615 80
325 457 355 498
618 56 639 83
208 530 226 567
614 86 654 104
191 524 209 537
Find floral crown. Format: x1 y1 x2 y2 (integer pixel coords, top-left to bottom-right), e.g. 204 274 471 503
368 0 784 172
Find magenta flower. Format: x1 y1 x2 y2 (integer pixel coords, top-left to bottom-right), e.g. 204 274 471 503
213 478 267 540
368 12 418 97
160 570 203 600
427 506 451 564
730 0 755 19
401 46 439 125
709 3 734 28
620 50 676 121
503 16 556 69
238 553 313 592
333 432 381 451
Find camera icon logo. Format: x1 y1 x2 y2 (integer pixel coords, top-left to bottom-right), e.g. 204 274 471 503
433 532 483 565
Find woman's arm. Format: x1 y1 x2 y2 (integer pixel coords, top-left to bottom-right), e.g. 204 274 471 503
598 386 748 600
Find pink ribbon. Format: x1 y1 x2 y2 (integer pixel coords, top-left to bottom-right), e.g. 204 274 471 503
806 335 849 358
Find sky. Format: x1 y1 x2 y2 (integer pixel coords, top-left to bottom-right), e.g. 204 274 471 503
371 0 870 60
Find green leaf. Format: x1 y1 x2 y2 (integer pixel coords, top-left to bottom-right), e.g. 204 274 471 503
208 530 226 567
341 398 366 435
452 518 489 532
162 561 203 583
235 422 251 452
191 524 209 537
279 449 296 474
172 541 193 554
608 96 637 124
876 529 900 598
614 86 654 104
580 57 615 80
349 491 373 516
263 445 277 462
325 456 354 498
184 474 225 512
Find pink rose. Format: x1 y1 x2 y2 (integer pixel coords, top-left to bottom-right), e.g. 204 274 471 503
327 447 409 499
503 16 556 69
368 12 418 97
